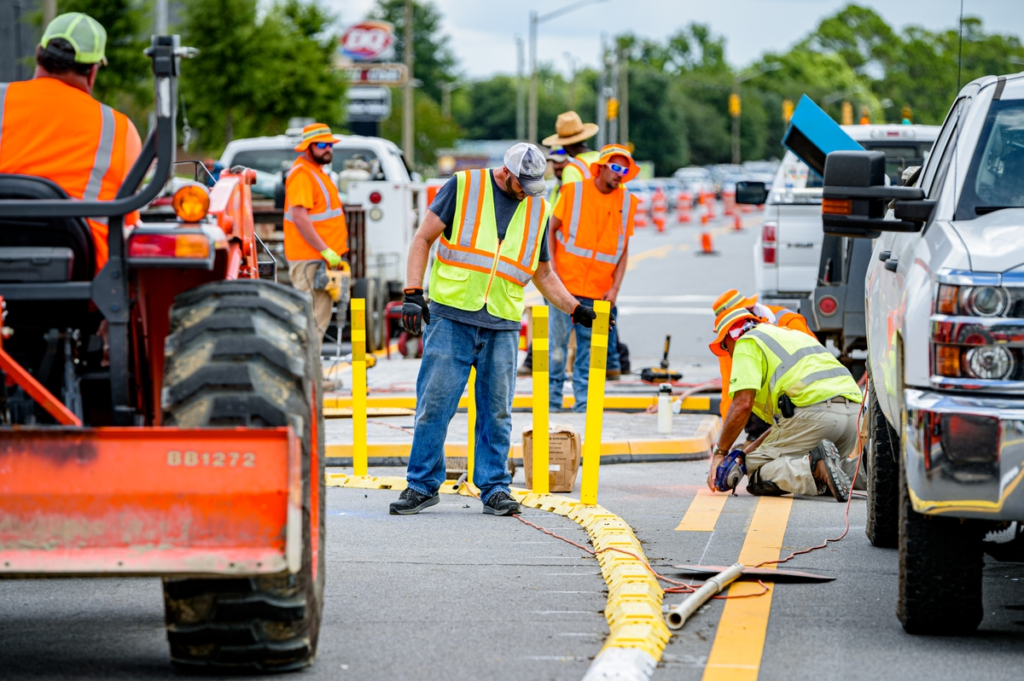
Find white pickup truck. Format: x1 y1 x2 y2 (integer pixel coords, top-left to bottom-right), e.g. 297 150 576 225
748 125 939 367
822 72 1024 635
219 131 424 350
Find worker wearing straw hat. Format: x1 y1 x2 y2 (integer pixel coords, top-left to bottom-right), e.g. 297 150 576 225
706 307 862 500
542 111 600 185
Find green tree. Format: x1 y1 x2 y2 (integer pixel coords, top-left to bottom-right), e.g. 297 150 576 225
369 0 457 103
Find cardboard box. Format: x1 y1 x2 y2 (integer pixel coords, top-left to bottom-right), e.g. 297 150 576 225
523 423 582 493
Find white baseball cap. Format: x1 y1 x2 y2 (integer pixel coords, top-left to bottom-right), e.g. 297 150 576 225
503 143 548 198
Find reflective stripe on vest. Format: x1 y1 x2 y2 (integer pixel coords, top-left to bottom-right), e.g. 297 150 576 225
744 328 833 392
458 168 484 247
557 184 630 265
283 165 344 222
0 84 117 201
566 156 592 180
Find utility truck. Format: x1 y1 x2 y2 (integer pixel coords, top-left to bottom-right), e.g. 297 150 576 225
0 36 325 670
823 72 1024 634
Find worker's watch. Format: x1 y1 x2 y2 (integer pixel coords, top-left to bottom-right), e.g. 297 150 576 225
712 444 726 458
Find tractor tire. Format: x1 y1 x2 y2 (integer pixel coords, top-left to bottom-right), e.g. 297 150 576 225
159 279 325 672
897 466 984 635
865 383 900 548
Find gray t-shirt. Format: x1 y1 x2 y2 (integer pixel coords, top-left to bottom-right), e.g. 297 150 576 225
427 171 549 331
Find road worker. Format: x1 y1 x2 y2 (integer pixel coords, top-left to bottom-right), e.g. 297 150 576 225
392 143 607 517
0 12 141 274
548 144 638 411
542 111 600 185
707 307 862 501
710 290 814 439
284 123 349 344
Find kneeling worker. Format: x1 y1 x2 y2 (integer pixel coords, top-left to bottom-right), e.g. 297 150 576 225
707 307 862 501
392 143 605 517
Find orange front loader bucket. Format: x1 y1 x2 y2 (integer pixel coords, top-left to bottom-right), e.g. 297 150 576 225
0 427 301 577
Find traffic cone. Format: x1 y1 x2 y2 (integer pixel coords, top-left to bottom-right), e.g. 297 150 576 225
652 188 667 233
676 192 692 224
704 192 717 220
733 214 743 231
635 199 649 228
723 189 736 216
700 231 715 254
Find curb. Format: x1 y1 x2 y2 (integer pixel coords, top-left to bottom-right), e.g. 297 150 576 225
324 452 708 468
324 393 721 415
325 473 668 680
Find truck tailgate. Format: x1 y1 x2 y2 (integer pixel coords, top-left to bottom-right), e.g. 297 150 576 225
776 203 824 292
0 427 301 577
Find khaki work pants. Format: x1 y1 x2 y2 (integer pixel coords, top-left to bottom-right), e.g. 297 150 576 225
289 260 333 345
746 399 861 496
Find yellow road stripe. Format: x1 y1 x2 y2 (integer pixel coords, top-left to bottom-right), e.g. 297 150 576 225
702 496 792 681
675 488 729 532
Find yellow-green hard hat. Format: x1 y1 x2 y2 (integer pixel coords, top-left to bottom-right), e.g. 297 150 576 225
41 12 107 65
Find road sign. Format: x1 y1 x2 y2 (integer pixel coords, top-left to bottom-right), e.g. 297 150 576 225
340 21 396 62
346 87 392 123
343 63 408 87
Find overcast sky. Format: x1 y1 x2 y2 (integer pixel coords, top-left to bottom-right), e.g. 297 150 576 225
329 0 1024 78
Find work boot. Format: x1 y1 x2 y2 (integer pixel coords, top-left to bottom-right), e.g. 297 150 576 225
389 487 439 515
809 440 851 502
483 491 521 516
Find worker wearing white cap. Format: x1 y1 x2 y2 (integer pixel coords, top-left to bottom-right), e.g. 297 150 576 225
391 143 609 517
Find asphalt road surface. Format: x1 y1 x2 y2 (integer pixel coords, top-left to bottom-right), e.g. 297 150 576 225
4 212 1024 679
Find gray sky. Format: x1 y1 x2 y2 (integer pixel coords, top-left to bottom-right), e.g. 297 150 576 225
330 0 1024 78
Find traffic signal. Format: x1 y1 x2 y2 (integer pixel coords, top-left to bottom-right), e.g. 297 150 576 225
606 97 619 120
782 99 794 123
729 93 741 118
841 101 853 126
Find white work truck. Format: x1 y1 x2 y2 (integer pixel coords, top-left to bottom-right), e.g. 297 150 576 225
219 131 424 350
822 72 1024 635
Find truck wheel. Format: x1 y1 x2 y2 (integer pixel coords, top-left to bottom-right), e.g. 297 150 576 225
160 279 325 672
897 467 984 635
352 277 382 352
865 384 900 548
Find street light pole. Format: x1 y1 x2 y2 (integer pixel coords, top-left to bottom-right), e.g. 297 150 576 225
527 0 607 144
730 62 782 165
402 0 415 167
516 36 526 140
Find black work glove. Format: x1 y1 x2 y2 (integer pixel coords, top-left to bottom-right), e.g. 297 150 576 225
571 304 616 329
402 287 430 335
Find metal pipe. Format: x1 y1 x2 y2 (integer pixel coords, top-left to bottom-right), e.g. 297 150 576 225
666 562 744 630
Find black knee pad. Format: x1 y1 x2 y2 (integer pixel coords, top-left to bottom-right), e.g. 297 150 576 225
745 470 786 496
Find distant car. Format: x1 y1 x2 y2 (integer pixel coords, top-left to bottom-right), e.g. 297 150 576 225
707 164 743 196
672 167 715 197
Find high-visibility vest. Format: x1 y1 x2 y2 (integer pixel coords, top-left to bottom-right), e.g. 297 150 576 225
548 180 563 215
733 324 861 423
0 78 141 273
552 180 636 299
283 155 348 261
561 150 600 184
718 308 814 417
429 168 547 322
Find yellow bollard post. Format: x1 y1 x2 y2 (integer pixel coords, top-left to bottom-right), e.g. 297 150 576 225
351 298 368 477
531 306 550 494
580 300 610 505
467 366 476 484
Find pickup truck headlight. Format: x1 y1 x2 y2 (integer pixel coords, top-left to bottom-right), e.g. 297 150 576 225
963 346 1014 380
962 286 1009 317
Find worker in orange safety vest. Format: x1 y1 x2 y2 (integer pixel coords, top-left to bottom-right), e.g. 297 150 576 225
548 144 640 411
710 289 815 434
284 123 350 343
0 12 142 274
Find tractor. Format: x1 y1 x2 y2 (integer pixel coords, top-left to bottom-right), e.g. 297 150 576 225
0 36 325 672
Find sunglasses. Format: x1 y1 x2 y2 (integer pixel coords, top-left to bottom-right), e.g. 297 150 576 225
313 142 334 149
607 163 629 176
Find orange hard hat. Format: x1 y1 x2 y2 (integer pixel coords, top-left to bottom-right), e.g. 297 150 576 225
294 123 338 152
709 306 760 356
712 289 758 317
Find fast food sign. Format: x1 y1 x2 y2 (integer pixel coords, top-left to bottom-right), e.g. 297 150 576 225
340 21 396 62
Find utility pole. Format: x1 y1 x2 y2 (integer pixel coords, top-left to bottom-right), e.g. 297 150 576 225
516 36 525 140
731 62 782 165
402 0 414 167
564 53 577 112
618 47 629 149
607 47 619 144
43 0 56 25
156 0 168 34
595 34 607 149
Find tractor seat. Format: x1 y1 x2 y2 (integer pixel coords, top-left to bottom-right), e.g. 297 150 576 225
0 174 96 281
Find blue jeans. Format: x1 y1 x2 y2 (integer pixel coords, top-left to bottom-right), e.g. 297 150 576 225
549 299 618 413
406 317 518 503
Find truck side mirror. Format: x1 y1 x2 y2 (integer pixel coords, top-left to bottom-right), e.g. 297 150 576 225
735 181 768 205
822 150 925 238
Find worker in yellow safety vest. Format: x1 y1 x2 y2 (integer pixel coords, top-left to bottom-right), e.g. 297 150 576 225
391 143 608 517
546 146 570 210
710 289 815 425
283 123 349 343
542 111 600 185
707 307 863 501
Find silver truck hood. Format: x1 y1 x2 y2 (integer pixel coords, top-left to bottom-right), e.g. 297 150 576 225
949 208 1024 273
